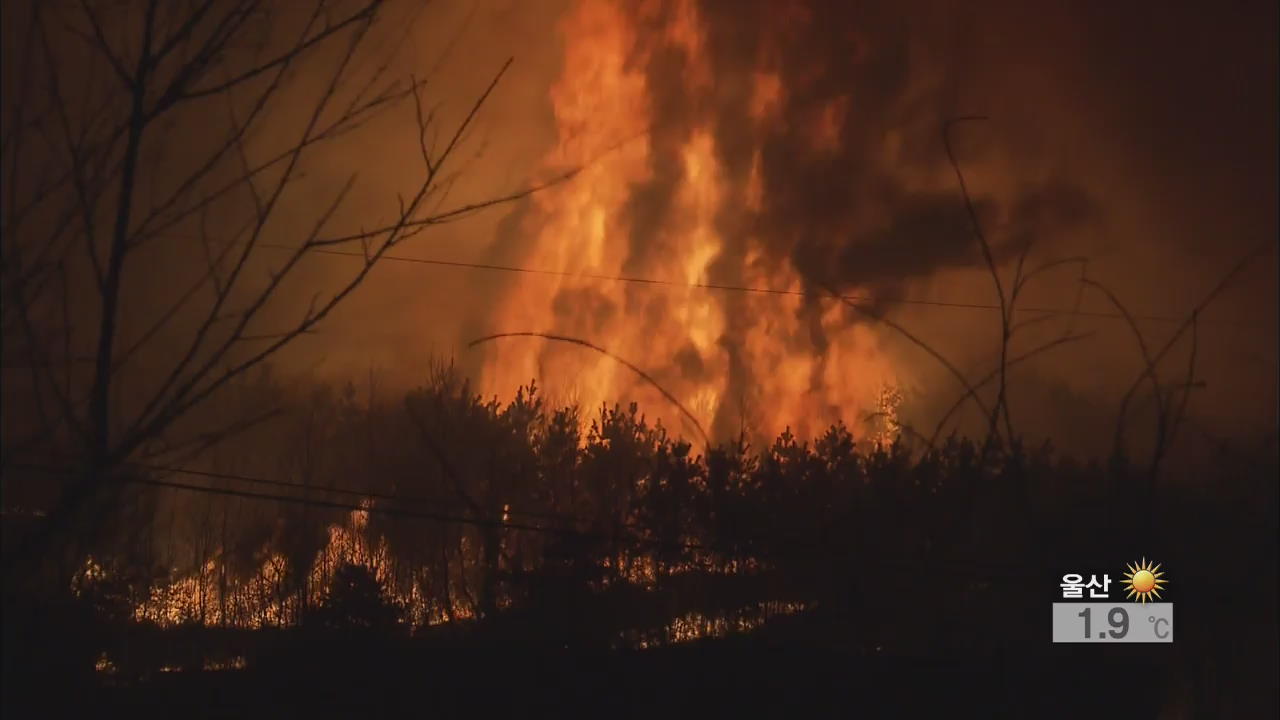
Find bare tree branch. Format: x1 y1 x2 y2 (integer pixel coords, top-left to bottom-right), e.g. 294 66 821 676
1083 278 1167 457
74 0 136 91
1115 239 1273 440
942 116 1011 448
88 0 161 481
2 2 560 579
1165 311 1199 455
928 332 1096 448
161 1 382 106
818 279 993 427
467 332 711 448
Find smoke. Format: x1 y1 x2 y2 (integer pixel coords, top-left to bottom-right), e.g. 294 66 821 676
637 0 1128 431
446 0 1274 450
21 0 1264 455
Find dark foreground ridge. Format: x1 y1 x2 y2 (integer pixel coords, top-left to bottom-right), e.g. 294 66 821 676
5 380 1277 717
16 637 1177 719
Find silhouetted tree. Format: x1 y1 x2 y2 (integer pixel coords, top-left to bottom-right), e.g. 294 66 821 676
1 0 546 585
304 562 401 633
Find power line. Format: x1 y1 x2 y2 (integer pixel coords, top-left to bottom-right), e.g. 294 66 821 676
147 460 656 531
7 461 1056 579
10 459 917 561
13 457 599 528
272 243 1213 325
138 475 700 549
10 461 708 553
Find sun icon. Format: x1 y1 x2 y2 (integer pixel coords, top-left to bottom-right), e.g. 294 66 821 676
1121 558 1168 604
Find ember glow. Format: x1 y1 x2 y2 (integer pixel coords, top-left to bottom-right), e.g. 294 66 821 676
125 504 454 630
478 0 903 443
112 502 781 646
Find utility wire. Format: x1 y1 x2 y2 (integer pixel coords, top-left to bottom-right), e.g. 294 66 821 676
9 461 709 553
135 475 704 550
7 459 906 561
270 243 1235 325
126 458 585 526
10 457 606 528
7 460 1051 578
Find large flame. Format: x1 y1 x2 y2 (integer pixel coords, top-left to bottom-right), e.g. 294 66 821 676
479 0 902 443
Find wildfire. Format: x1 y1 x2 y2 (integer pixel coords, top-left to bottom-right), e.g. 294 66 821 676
128 503 418 629
115 503 773 640
80 0 911 656
631 600 808 649
874 383 904 448
479 0 902 444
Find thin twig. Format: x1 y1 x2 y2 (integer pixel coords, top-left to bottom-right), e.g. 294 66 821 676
942 115 1010 448
467 331 711 448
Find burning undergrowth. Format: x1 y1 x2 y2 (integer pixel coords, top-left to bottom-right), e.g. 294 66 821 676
14 364 1275 690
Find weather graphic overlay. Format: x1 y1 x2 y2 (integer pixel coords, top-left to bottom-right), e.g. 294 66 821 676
1051 559 1173 643
1120 558 1168 604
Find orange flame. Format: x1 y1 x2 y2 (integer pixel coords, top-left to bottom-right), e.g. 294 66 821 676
128 504 447 629
480 0 902 444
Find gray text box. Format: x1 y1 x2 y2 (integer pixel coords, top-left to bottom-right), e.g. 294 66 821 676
1052 603 1173 643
